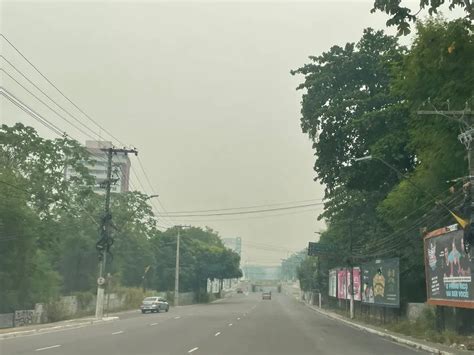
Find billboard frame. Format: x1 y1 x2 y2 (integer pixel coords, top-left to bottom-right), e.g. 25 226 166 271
424 224 474 309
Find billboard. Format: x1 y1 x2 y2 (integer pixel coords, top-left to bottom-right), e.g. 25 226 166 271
424 225 474 309
337 269 347 299
361 258 399 307
335 268 361 300
329 269 337 297
347 267 362 301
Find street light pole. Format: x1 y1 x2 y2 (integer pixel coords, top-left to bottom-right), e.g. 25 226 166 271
174 227 181 307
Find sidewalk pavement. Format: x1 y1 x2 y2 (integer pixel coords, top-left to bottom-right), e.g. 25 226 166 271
0 315 120 340
305 303 471 355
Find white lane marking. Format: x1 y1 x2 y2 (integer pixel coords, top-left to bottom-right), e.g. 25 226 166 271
150 322 159 326
228 323 233 327
237 317 240 320
188 347 199 353
215 332 221 336
112 331 124 335
174 316 181 319
35 345 61 352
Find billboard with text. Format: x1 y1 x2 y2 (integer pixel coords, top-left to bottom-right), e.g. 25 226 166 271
361 258 399 307
424 225 474 309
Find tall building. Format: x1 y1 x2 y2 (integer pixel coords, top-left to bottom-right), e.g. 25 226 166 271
222 237 242 256
65 140 131 194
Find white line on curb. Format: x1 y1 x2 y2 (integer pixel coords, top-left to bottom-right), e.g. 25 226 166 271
188 347 199 353
35 345 61 352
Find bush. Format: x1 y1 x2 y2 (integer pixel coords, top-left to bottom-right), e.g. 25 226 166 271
44 300 69 323
73 291 95 312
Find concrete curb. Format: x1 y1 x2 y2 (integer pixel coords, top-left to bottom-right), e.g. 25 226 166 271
0 316 118 340
306 305 453 355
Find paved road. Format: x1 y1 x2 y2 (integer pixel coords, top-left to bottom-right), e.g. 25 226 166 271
0 293 422 355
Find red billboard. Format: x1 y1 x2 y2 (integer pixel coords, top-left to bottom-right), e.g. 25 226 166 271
336 268 361 300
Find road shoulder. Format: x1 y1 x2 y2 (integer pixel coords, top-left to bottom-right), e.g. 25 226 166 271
304 303 468 355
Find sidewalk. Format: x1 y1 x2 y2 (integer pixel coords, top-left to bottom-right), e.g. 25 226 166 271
304 303 470 355
0 314 119 339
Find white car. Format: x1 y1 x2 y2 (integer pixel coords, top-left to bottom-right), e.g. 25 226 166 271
140 297 169 313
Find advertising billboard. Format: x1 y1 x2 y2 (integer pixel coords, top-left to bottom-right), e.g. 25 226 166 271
347 267 362 301
329 269 337 298
361 258 399 307
337 269 347 299
335 268 361 300
424 225 474 309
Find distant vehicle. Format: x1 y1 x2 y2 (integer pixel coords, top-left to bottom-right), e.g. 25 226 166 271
140 297 169 313
236 288 243 293
262 292 271 300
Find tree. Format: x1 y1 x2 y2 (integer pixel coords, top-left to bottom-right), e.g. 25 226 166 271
371 0 474 35
292 29 410 199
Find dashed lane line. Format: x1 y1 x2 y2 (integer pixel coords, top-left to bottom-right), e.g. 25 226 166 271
215 332 221 336
35 345 61 352
188 347 199 353
112 331 124 335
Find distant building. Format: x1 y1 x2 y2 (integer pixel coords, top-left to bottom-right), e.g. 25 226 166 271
222 237 242 256
65 140 131 194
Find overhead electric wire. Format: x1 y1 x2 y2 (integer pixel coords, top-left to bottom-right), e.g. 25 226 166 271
352 191 465 257
169 207 317 222
0 34 127 147
160 202 324 218
165 198 323 214
1 58 103 140
136 156 176 226
1 87 65 137
1 68 99 140
352 187 464 253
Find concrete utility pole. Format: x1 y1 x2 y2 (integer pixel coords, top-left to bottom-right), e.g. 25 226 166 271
418 101 473 253
349 221 355 320
95 147 138 320
174 225 191 307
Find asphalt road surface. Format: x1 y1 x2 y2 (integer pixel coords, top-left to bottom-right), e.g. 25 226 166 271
1 293 422 355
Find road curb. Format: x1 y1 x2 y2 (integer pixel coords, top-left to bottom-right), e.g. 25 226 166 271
306 305 453 355
0 317 119 340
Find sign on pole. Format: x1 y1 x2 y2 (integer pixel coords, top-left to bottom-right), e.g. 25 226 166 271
424 225 474 309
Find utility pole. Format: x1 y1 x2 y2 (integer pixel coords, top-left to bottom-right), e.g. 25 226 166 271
174 227 181 307
95 147 138 320
174 225 191 307
349 220 355 319
418 101 473 253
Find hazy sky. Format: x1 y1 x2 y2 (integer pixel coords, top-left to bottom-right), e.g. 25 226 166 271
1 1 444 265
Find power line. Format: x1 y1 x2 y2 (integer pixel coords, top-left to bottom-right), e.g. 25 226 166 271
1 87 66 137
165 198 323 214
160 202 324 217
169 207 317 222
1 68 98 140
0 34 127 147
1 57 104 141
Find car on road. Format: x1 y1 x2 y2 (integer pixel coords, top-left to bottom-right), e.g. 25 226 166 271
140 297 169 313
262 292 271 300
